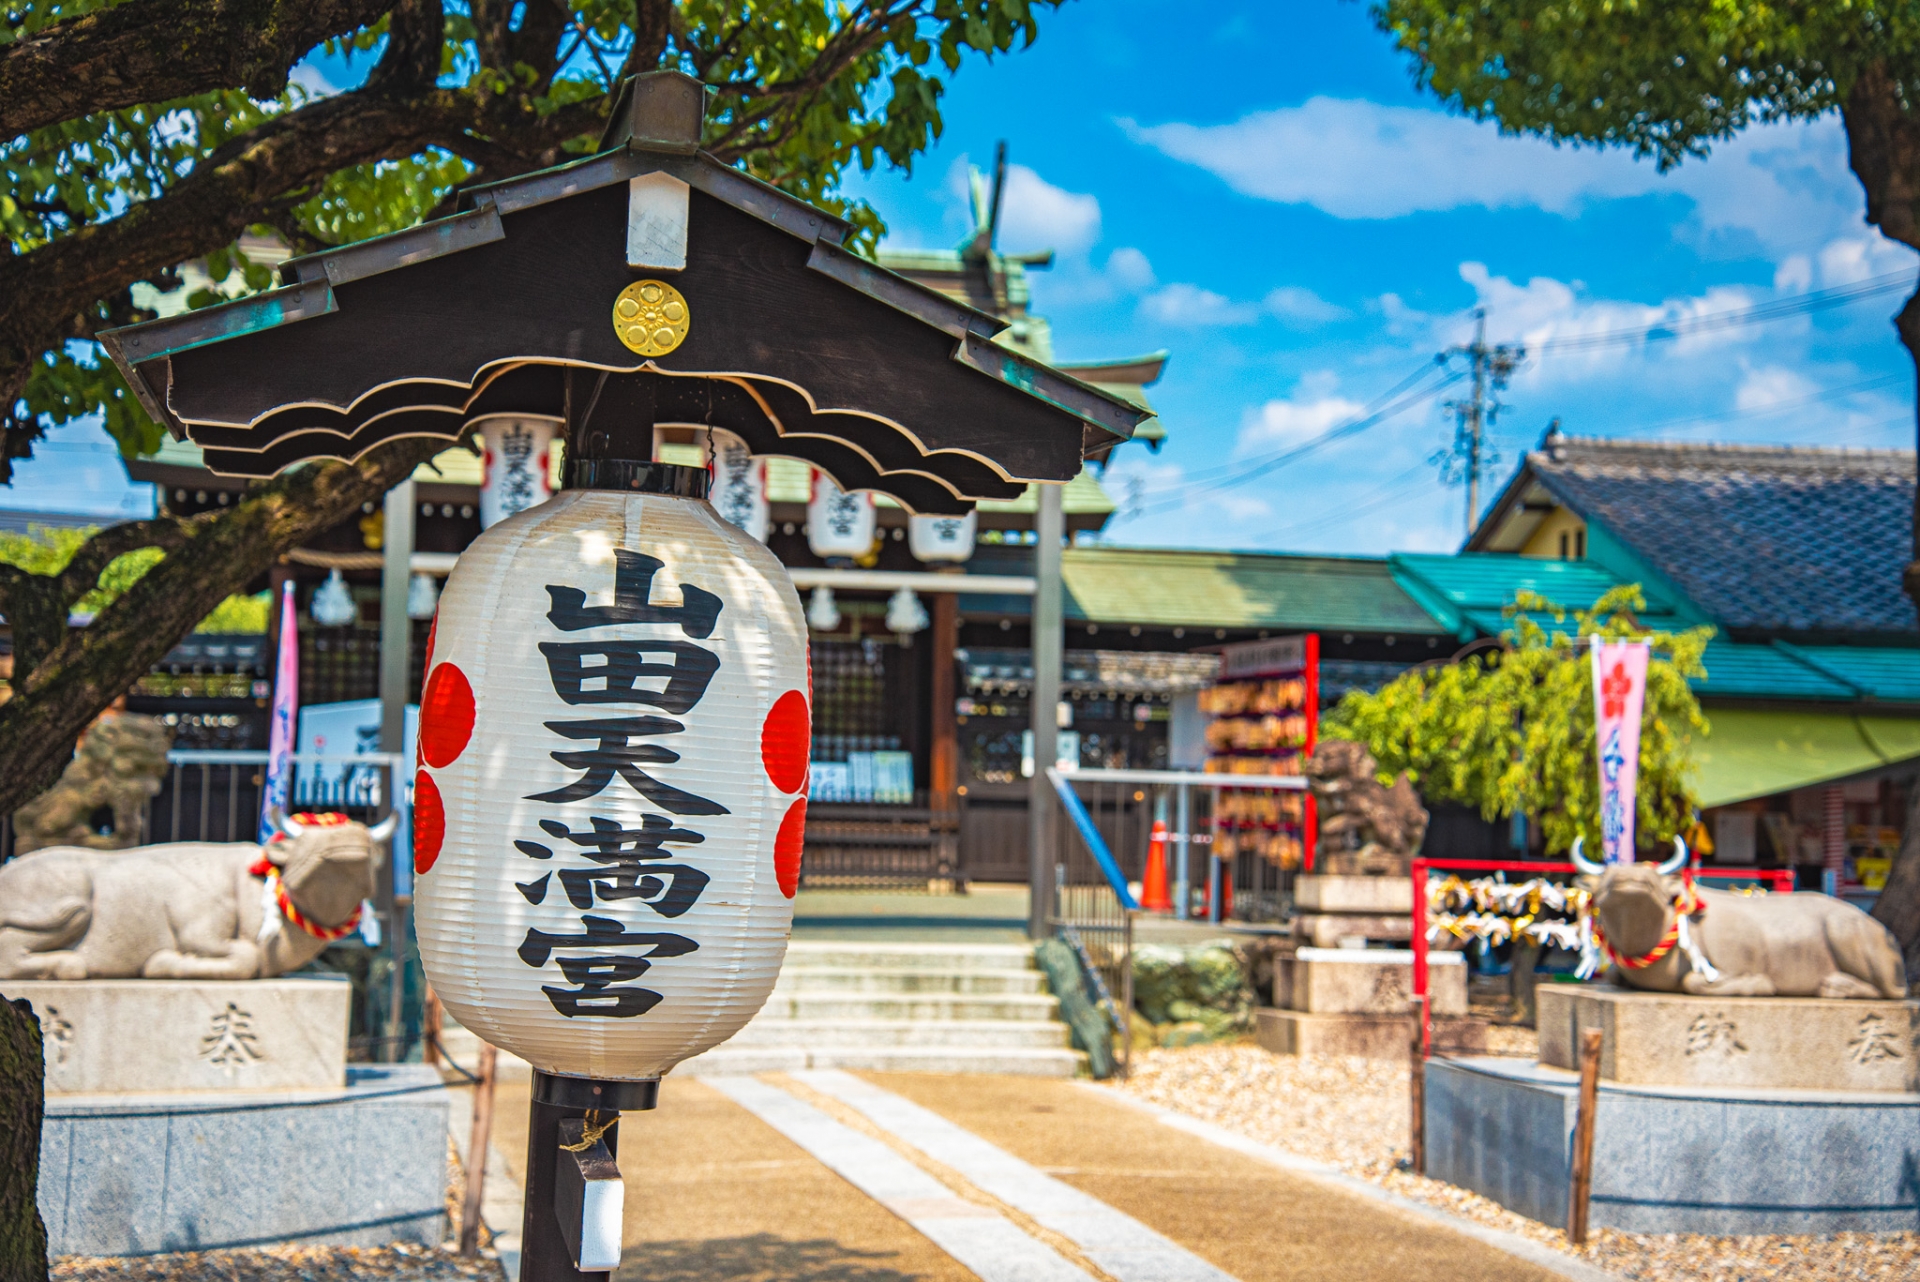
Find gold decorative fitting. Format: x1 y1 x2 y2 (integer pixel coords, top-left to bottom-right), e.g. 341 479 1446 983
613 279 690 356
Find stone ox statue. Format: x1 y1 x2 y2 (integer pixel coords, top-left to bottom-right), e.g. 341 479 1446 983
0 809 396 981
1572 838 1907 999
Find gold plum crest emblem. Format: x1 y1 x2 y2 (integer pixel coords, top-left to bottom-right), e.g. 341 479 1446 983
612 280 690 356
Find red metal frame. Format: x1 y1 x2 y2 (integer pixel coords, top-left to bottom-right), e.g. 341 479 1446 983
1302 633 1319 873
1409 857 1797 1055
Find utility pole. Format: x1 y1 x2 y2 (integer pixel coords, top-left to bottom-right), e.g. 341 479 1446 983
1436 309 1523 537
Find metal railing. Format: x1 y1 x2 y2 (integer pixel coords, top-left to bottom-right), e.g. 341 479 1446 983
1050 767 1312 925
1043 766 1313 1076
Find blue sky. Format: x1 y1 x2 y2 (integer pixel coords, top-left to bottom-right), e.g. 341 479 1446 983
10 0 1917 553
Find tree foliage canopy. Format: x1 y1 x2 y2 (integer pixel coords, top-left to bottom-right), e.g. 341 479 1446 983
1322 585 1712 856
1373 0 1920 167
2 0 1061 472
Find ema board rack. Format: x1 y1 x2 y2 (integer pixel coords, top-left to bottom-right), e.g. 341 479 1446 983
1199 634 1319 873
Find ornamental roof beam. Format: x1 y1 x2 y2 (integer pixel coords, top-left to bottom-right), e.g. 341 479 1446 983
102 72 1147 514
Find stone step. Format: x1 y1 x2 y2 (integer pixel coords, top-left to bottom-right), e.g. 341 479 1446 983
675 1045 1085 1078
779 941 1039 972
772 967 1047 995
727 1018 1072 1049
756 992 1061 1022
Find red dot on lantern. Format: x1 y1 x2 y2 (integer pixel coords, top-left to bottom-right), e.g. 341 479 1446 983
414 770 445 875
423 610 439 673
419 662 475 769
761 690 810 794
774 797 806 898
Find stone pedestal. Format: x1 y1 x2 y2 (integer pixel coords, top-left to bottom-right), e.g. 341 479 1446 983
1291 875 1411 946
1426 1055 1920 1234
1293 875 1411 914
1538 985 1920 1093
1259 948 1486 1057
5 978 350 1093
39 1065 449 1254
1257 1008 1487 1057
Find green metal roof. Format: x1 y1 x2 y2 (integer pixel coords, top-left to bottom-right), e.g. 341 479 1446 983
1695 708 1920 807
1060 548 1452 632
1388 551 1920 705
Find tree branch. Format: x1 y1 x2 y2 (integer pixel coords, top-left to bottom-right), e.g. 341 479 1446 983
0 434 447 815
0 0 397 138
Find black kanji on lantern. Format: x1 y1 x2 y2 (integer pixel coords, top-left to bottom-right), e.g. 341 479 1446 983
538 639 719 712
546 550 722 638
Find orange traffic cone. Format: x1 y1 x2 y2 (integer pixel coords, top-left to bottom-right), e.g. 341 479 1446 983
1142 820 1172 912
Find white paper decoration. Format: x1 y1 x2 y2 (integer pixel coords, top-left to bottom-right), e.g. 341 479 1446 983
806 469 876 557
708 428 769 542
477 418 559 529
909 511 976 562
412 488 809 1081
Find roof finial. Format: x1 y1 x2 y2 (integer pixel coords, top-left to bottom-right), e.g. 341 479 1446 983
601 71 709 155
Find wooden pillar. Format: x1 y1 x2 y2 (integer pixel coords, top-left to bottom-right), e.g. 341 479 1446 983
1027 484 1064 938
930 590 959 811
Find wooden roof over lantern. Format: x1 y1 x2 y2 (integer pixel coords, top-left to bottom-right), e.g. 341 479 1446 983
100 74 1148 515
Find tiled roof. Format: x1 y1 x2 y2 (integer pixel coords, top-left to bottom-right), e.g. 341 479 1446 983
1528 436 1917 636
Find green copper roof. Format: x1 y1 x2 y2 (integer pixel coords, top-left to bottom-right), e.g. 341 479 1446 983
1059 548 1451 632
1388 551 1920 706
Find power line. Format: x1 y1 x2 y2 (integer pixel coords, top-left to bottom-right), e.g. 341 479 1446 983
1116 361 1462 518
1530 270 1918 355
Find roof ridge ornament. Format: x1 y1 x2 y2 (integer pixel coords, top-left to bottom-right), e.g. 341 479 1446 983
600 71 709 156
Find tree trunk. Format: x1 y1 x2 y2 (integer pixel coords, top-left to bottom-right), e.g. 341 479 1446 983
0 998 47 1282
1843 64 1920 973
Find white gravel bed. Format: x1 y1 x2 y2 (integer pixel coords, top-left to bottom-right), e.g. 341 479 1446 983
1113 1044 1920 1282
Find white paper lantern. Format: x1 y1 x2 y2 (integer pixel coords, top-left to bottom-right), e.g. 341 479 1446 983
412 482 809 1082
707 428 769 542
908 510 976 563
477 418 559 529
806 469 876 557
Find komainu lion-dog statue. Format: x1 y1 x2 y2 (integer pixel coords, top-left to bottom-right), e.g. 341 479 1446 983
0 809 396 981
1574 838 1907 999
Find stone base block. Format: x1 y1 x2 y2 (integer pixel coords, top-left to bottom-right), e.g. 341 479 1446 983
39 1065 448 1254
6 978 349 1094
1426 1055 1920 1234
1292 913 1411 947
1538 984 1920 1092
1274 948 1467 1016
1292 875 1412 915
1256 1008 1487 1058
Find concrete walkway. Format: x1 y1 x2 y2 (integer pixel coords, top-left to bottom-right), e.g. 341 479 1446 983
455 1069 1580 1282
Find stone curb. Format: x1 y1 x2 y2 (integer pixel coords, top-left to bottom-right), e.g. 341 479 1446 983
1082 1084 1624 1282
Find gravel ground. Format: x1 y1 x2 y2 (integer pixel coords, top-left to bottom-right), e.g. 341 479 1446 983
55 1144 501 1282
1114 1044 1920 1282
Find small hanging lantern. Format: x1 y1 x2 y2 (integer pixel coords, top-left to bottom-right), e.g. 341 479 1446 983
806 469 876 558
310 569 358 627
477 418 559 529
909 511 977 563
708 428 768 542
406 572 441 620
885 586 929 635
806 585 841 633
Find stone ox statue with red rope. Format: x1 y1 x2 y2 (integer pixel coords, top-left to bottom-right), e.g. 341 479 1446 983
1573 838 1907 999
0 809 395 981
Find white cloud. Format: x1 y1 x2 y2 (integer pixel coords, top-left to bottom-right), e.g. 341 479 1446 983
1140 283 1261 326
1237 389 1368 454
1123 99 1880 251
1137 281 1349 329
1265 286 1349 324
290 62 340 98
1735 366 1820 412
998 163 1102 256
1104 246 1157 291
